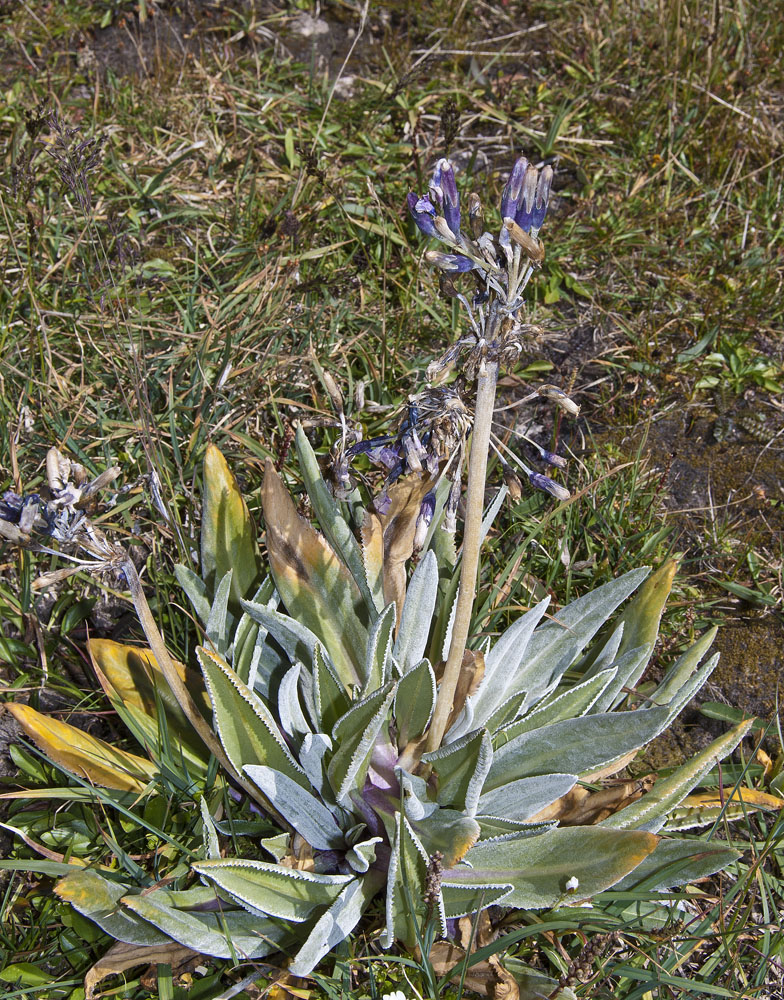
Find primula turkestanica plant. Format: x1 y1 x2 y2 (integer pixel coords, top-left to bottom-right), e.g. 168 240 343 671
7 157 754 982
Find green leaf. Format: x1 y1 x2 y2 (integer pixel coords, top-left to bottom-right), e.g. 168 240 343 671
192 859 352 922
121 890 290 959
468 598 550 730
601 720 755 832
394 658 436 745
500 669 618 739
197 646 307 788
233 577 277 685
205 570 234 657
478 774 577 823
393 550 439 674
363 601 396 695
383 813 431 948
409 808 481 868
424 728 493 816
313 642 351 732
174 563 211 625
485 706 672 790
650 627 718 705
55 871 171 947
244 765 344 850
201 444 260 608
327 682 396 803
612 838 740 891
296 425 379 614
289 871 384 976
440 882 513 918
447 826 659 908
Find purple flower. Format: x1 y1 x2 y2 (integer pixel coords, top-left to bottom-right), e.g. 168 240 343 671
530 166 553 231
413 491 436 551
407 192 438 238
500 156 528 221
516 165 539 232
431 159 461 238
529 472 570 501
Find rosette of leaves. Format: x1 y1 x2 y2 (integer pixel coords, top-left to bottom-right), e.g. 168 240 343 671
13 436 755 977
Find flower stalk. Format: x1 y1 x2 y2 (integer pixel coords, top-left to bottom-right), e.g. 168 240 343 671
426 359 498 752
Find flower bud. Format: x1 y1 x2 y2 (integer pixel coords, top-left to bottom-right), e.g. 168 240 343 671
322 370 344 414
424 250 475 273
413 491 436 552
516 164 539 232
500 156 528 221
531 165 553 231
529 472 570 501
433 158 460 237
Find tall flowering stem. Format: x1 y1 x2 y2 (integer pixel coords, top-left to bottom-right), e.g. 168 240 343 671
426 359 498 751
406 154 572 753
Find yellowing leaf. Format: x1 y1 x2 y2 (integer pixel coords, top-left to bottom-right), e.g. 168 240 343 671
262 460 368 688
202 444 260 606
6 703 156 793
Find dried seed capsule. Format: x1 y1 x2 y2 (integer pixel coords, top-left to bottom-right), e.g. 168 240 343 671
502 462 523 501
536 384 580 416
503 218 545 262
467 192 483 239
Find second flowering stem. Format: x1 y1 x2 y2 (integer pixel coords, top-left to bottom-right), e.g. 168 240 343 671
425 359 499 753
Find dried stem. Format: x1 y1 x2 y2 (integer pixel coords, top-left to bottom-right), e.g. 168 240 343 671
121 556 291 828
425 360 499 752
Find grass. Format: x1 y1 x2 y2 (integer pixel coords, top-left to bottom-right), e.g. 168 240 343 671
0 0 783 997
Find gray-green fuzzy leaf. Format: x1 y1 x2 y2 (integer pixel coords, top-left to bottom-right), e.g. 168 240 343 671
394 658 436 745
383 813 431 948
478 774 578 823
500 670 618 739
589 646 650 714
612 838 740 891
651 627 718 705
244 765 344 850
54 870 172 947
393 550 439 673
174 564 211 627
600 720 754 832
474 817 556 843
206 570 234 657
424 728 493 816
363 602 396 695
469 598 551 728
192 859 353 922
197 646 307 789
121 891 287 959
313 642 351 733
446 826 659 908
518 568 651 708
290 871 385 976
277 663 312 745
441 881 514 918
485 706 672 791
328 682 396 802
